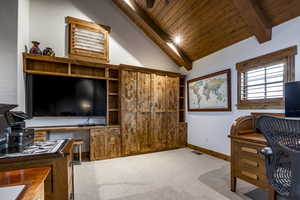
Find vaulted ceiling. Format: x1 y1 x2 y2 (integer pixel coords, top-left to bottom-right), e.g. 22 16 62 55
113 0 300 70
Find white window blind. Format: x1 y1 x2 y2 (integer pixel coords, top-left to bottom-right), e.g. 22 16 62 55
241 61 285 101
74 28 105 54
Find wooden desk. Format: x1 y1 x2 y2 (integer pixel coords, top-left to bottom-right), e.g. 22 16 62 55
229 113 284 200
0 167 50 200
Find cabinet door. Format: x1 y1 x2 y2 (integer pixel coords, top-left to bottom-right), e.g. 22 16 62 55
90 128 121 160
121 70 139 155
106 128 121 158
137 72 152 153
90 128 107 160
151 74 167 150
166 76 179 149
177 122 187 148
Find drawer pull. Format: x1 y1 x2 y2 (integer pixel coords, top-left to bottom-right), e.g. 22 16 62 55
242 159 259 167
241 147 258 154
242 171 258 180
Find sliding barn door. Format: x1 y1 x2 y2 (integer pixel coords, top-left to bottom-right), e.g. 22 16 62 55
121 70 139 155
166 76 179 149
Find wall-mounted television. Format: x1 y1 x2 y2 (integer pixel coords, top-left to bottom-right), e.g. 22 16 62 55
26 74 107 117
285 81 300 117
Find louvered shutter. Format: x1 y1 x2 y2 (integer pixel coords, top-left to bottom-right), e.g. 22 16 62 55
67 17 110 63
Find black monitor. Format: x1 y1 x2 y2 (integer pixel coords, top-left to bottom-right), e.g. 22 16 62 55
26 74 107 117
285 81 300 117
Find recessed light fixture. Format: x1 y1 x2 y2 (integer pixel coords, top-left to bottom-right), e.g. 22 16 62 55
174 35 182 45
167 42 180 56
124 0 136 10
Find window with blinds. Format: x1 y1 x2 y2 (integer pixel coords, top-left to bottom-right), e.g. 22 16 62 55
241 61 285 100
236 46 297 109
66 16 110 63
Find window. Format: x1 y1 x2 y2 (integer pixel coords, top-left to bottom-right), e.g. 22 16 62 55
237 46 297 109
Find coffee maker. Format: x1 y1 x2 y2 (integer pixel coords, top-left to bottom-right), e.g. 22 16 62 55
0 104 34 154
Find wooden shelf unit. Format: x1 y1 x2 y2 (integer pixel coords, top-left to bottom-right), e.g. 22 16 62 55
179 75 186 122
107 68 120 125
23 53 120 126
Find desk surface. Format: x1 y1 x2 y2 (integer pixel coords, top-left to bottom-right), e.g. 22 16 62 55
29 125 120 132
0 167 50 200
229 133 267 145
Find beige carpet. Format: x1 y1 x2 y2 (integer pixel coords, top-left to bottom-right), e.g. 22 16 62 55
74 148 280 200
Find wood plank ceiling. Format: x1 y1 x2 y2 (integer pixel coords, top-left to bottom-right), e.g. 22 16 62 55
113 0 300 70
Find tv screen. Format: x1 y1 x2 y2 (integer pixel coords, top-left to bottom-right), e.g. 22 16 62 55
26 74 107 117
285 81 300 117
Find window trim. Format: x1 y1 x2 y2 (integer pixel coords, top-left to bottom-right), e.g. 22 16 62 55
236 46 297 110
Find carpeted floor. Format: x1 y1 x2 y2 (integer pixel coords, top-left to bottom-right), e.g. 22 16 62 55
74 148 284 200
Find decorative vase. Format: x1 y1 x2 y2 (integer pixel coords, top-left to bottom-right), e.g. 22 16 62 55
43 47 55 57
29 41 42 55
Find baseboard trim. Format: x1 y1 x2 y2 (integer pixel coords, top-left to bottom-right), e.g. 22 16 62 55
187 144 231 162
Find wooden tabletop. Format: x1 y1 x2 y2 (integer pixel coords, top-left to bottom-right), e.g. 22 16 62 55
0 167 50 200
229 133 267 145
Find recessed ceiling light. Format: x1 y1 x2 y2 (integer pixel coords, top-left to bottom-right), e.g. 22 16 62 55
167 42 180 56
124 0 135 10
174 35 182 45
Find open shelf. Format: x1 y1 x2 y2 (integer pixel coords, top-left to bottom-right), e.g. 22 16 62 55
108 111 119 125
179 76 185 122
71 64 106 78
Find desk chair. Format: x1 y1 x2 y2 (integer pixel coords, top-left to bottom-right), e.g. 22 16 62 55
258 116 300 200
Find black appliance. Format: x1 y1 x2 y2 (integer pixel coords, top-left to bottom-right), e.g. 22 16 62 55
26 74 107 117
285 81 300 117
0 104 34 154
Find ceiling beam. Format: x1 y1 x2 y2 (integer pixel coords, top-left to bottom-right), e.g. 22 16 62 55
232 0 272 43
112 0 192 70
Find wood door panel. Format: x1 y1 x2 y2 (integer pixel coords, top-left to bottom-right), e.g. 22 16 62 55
90 129 106 160
121 112 139 155
106 129 121 158
166 113 178 149
137 112 152 153
90 128 121 160
152 112 167 151
152 74 166 112
166 76 179 111
137 72 151 112
121 70 137 112
177 123 187 147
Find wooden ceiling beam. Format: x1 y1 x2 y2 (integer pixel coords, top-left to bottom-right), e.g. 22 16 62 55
232 0 272 43
112 0 192 70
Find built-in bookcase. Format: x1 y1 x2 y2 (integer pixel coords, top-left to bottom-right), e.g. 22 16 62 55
179 75 185 122
23 53 120 126
107 69 120 125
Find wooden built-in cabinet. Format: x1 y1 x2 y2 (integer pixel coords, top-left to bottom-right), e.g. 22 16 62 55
121 66 185 156
90 127 121 160
24 54 187 161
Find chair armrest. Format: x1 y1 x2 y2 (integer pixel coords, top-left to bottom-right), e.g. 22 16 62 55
261 147 273 156
260 147 273 163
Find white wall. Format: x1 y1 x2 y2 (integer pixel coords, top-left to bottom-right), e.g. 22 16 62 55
0 0 18 104
28 0 178 71
187 17 300 156
18 0 30 111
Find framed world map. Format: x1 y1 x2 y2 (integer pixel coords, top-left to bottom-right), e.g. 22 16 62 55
187 69 231 112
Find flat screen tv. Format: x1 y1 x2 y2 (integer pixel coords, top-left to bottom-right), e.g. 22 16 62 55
285 81 300 117
26 74 107 117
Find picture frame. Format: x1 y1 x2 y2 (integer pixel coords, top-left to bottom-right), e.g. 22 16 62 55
187 69 231 112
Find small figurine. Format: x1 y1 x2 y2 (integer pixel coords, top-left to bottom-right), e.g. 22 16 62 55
29 41 42 55
43 47 55 57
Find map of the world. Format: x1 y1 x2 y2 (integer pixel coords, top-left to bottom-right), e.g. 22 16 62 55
188 73 229 109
